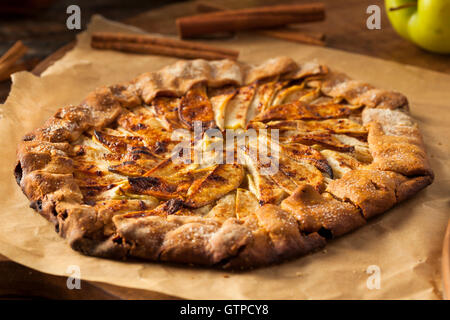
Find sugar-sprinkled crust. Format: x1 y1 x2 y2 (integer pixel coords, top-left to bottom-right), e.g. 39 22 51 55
14 57 433 269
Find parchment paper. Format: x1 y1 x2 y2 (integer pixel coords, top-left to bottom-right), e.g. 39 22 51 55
0 15 448 299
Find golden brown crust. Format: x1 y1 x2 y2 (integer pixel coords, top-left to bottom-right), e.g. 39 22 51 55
320 72 409 110
362 108 433 177
281 184 365 237
224 206 325 269
14 57 433 269
326 169 432 219
244 56 298 84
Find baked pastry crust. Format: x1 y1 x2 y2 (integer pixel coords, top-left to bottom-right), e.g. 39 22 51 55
14 57 433 269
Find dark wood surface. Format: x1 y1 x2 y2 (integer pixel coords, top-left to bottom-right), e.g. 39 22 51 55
1 0 449 103
0 0 185 103
0 0 448 300
125 0 450 71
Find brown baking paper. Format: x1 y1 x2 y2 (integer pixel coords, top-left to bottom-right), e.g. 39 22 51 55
0 15 448 299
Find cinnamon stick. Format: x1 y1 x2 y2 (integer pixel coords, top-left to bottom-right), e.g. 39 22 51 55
177 3 326 38
195 2 325 46
0 41 29 81
92 32 239 58
91 32 239 60
91 40 235 61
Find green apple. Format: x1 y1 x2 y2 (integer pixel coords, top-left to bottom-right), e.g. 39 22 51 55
385 0 450 53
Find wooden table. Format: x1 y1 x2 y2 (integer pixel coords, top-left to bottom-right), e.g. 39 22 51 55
1 0 449 299
125 0 450 73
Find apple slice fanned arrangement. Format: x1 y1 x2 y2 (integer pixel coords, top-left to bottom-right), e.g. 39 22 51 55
15 57 433 268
